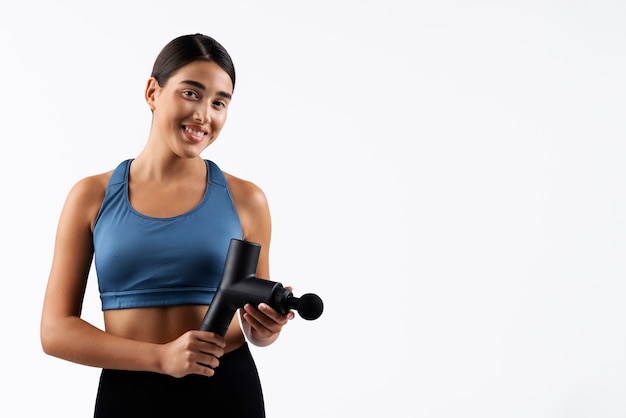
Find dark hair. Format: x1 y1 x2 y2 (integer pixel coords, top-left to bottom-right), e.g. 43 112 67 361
151 33 236 91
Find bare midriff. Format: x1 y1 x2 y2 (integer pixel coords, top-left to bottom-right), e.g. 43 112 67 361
103 305 245 353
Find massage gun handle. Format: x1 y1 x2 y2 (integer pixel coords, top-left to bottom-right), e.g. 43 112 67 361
198 288 237 336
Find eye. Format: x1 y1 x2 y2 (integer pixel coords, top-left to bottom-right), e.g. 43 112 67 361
182 90 200 100
213 100 228 109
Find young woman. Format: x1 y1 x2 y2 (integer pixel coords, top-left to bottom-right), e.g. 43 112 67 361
40 33 293 417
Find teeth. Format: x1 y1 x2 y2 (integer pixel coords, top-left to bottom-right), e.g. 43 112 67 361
184 126 205 136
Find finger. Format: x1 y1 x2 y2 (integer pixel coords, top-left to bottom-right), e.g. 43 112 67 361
196 352 220 369
247 307 287 335
196 331 227 348
258 303 293 322
244 310 282 338
199 366 216 377
195 362 217 377
244 303 278 328
242 308 269 331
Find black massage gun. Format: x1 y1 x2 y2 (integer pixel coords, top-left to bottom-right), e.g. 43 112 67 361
199 238 324 336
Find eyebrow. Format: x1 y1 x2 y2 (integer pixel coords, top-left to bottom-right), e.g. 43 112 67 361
180 80 232 100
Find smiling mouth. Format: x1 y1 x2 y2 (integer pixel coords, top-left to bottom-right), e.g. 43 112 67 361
183 126 207 141
184 126 206 136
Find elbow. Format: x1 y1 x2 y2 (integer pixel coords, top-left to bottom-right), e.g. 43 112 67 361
40 318 62 357
40 324 54 356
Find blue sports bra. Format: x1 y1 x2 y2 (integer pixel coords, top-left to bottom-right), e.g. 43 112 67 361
93 159 242 310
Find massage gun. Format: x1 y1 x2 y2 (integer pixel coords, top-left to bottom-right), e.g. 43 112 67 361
199 238 324 336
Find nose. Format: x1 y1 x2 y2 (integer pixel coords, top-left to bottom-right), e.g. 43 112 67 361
193 102 212 124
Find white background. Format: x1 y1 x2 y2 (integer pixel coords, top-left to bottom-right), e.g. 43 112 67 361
1 1 626 417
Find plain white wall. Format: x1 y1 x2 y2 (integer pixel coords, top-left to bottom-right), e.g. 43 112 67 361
1 1 626 417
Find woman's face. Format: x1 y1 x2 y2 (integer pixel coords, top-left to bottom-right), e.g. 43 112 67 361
146 60 234 158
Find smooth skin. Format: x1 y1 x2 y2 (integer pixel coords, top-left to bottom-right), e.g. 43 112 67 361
40 60 294 379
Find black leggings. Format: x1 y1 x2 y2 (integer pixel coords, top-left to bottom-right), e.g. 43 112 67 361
94 343 265 418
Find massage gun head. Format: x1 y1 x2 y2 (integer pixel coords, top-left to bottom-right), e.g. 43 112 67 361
293 293 324 320
273 287 324 320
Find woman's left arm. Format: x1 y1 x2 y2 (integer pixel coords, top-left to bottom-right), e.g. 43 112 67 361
225 174 294 347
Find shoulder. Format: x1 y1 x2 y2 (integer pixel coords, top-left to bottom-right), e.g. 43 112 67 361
62 170 115 230
222 171 271 242
68 171 113 202
222 171 268 211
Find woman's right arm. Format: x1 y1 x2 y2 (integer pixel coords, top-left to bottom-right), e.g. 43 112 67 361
40 176 224 378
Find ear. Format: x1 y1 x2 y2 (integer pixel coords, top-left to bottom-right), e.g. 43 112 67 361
145 77 159 111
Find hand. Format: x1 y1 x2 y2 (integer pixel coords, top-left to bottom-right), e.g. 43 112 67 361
159 330 226 378
241 289 295 345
